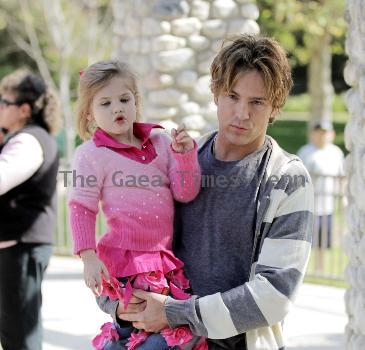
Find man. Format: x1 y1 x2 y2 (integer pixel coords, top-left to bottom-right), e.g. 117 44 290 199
103 35 314 349
298 121 344 268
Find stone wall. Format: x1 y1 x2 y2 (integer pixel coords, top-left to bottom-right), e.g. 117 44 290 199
111 0 259 135
343 0 365 349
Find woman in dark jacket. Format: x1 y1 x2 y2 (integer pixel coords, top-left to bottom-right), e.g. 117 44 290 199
0 69 61 350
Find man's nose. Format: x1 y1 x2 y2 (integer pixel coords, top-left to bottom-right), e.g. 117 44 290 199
236 103 250 120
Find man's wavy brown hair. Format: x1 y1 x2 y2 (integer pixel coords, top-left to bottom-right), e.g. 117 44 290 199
210 35 293 122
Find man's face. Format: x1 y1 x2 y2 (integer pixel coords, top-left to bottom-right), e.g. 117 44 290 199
311 129 333 149
214 69 274 152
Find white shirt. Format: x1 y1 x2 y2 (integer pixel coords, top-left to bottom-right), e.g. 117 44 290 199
298 143 344 216
0 132 44 247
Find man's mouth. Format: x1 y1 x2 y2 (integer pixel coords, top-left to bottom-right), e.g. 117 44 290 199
230 124 248 131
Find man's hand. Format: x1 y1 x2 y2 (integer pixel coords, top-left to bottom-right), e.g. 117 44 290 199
117 295 146 316
118 289 169 332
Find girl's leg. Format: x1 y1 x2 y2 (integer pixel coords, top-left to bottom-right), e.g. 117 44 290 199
96 323 133 350
103 329 170 350
137 333 169 350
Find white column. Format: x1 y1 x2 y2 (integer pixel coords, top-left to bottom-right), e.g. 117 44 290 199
343 1 365 349
111 0 259 136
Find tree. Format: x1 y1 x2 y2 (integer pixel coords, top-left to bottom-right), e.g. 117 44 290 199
0 0 113 163
258 0 346 125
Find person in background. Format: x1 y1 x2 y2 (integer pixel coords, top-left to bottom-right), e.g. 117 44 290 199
297 121 344 268
0 69 60 350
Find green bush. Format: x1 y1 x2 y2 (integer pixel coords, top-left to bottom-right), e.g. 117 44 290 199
284 93 348 113
267 120 347 155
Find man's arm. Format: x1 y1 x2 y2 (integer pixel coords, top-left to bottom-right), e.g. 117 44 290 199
96 295 119 322
121 162 314 338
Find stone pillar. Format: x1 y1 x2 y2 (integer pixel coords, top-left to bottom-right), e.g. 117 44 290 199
343 1 365 349
111 0 259 135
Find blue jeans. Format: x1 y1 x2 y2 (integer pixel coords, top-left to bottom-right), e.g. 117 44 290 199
103 323 169 350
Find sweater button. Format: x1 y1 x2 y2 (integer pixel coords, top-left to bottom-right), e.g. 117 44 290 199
142 144 147 148
141 155 146 160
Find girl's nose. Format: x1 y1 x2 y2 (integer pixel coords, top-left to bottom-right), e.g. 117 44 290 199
113 102 124 114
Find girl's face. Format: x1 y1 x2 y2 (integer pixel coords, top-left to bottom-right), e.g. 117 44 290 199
90 76 137 143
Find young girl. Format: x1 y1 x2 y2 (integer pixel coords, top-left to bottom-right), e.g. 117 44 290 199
68 60 207 350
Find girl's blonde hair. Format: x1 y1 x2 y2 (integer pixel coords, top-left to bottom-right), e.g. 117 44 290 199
210 35 293 122
0 69 61 134
77 60 141 140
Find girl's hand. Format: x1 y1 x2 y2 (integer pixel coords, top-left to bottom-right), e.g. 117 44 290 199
171 124 194 153
80 249 110 296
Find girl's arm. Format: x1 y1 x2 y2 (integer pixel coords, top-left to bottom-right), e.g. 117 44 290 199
167 125 201 203
68 144 109 294
69 202 98 254
68 144 104 254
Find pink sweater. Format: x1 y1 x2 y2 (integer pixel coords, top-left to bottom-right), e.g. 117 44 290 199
68 131 200 277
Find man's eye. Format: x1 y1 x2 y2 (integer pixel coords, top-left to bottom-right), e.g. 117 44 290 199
229 94 238 101
252 100 263 105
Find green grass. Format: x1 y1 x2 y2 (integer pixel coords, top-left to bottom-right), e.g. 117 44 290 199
304 275 349 289
284 93 348 113
270 94 349 155
267 119 347 154
307 246 348 275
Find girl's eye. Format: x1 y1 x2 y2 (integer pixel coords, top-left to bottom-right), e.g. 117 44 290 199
121 98 129 103
101 101 110 106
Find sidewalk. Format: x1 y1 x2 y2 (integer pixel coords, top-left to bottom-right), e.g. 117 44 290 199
41 256 347 350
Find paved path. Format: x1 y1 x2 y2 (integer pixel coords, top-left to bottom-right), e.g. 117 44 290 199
39 256 347 350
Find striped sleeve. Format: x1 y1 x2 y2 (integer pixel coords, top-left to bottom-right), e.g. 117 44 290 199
165 161 314 339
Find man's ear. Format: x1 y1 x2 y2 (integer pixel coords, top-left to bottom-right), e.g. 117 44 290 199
269 108 278 123
213 94 218 105
19 103 31 122
328 130 336 143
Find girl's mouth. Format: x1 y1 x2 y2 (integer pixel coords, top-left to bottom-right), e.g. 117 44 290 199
114 115 126 123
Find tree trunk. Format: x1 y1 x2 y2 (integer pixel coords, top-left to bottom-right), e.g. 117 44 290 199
308 30 334 126
59 62 75 167
42 0 74 166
